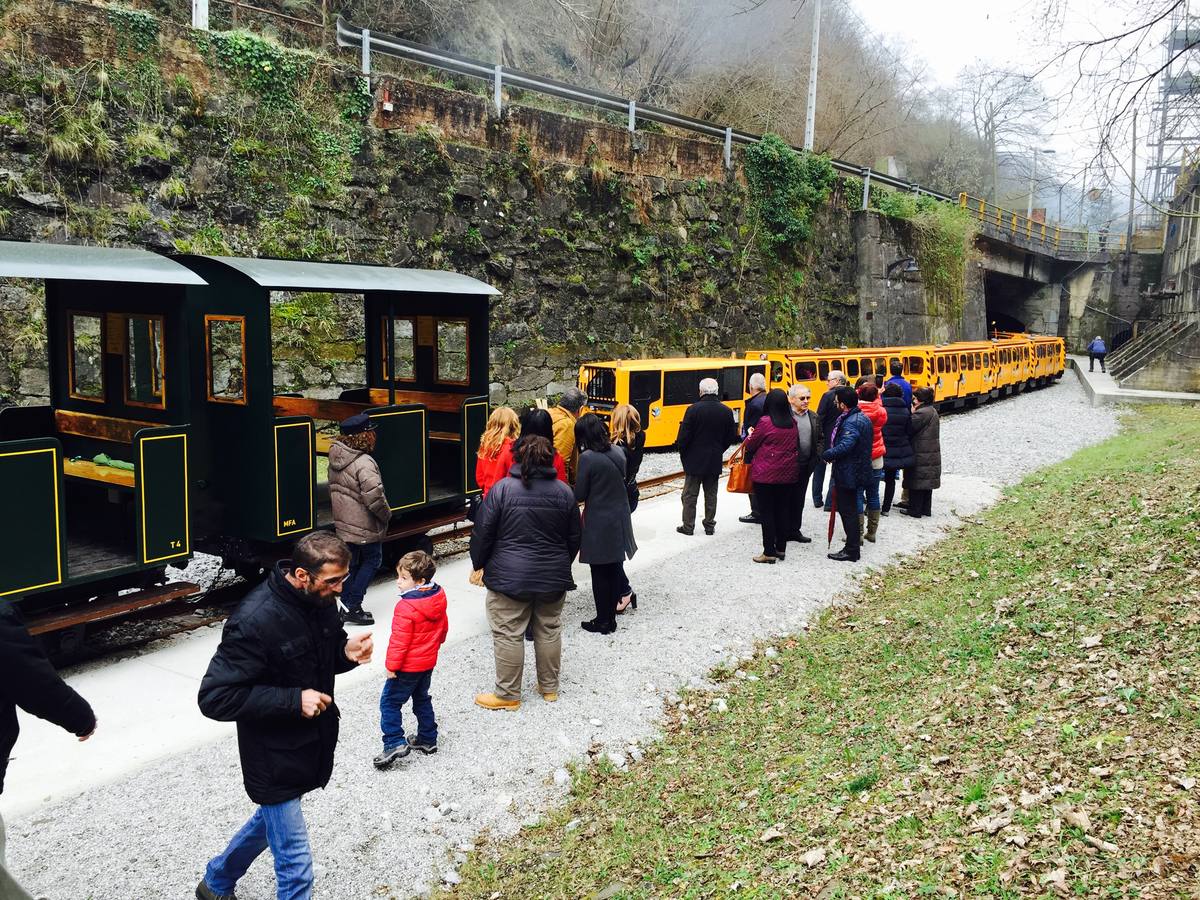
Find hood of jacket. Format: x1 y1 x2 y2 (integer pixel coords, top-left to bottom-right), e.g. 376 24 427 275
328 440 366 473
507 463 559 481
399 583 447 622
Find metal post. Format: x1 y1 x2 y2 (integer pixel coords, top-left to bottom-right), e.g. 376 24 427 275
724 127 732 169
628 100 636 133
860 167 870 210
1127 109 1137 252
803 0 821 151
360 28 371 75
231 0 238 27
493 64 502 116
1026 149 1038 219
192 0 208 30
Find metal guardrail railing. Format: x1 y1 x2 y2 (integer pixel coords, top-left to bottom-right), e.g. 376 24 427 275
334 18 953 208
958 194 1126 254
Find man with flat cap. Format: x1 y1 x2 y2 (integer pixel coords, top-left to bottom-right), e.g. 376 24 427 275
327 413 391 626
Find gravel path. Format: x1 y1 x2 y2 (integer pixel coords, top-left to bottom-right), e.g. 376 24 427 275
9 377 1123 900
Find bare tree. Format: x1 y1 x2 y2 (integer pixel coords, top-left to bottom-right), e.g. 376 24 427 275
958 65 1051 202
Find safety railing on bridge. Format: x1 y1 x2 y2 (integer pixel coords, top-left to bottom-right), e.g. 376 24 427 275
334 18 955 204
958 194 1125 255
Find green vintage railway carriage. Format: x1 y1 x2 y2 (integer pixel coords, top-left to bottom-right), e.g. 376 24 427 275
0 241 495 637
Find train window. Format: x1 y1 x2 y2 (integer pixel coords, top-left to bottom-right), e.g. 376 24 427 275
907 356 923 375
975 352 982 368
818 360 830 380
435 318 469 384
769 361 783 383
861 358 874 378
205 315 246 404
935 356 944 374
381 316 416 382
126 315 165 408
664 369 717 406
721 367 743 401
845 358 859 378
628 370 660 404
68 312 104 401
873 357 887 377
888 356 900 374
794 361 818 382
965 354 974 371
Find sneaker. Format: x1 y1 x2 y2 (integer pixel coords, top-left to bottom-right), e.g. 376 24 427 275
341 608 374 626
475 692 521 711
676 525 694 536
738 514 760 524
408 738 438 755
373 743 410 769
196 880 237 900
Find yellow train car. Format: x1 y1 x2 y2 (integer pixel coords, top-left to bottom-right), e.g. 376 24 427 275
747 347 932 406
577 357 767 449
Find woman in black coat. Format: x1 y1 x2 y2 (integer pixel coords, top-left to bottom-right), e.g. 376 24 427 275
904 387 942 518
880 383 915 514
610 404 645 613
574 413 637 634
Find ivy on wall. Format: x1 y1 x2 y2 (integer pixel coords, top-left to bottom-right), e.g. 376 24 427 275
743 133 836 260
875 192 978 327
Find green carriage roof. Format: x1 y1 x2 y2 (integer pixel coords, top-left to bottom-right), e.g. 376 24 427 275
0 240 207 284
194 256 500 295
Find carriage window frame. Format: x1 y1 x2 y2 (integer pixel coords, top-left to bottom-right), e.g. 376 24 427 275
204 315 248 405
907 356 924 375
433 317 470 386
818 359 830 380
380 315 417 383
844 358 859 378
975 352 983 368
794 361 819 382
67 310 105 403
769 361 783 384
124 313 166 410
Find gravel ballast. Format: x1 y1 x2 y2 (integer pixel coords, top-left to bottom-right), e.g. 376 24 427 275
8 379 1123 899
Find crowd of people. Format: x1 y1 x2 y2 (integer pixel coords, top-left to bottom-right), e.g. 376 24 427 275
0 371 943 900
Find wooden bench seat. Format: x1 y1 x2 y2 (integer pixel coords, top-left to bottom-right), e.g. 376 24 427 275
314 429 459 456
55 409 159 445
365 389 471 413
63 457 135 489
274 391 475 423
430 430 460 443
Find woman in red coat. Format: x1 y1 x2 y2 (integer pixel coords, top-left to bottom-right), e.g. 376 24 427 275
743 389 799 564
856 382 887 543
475 407 520 498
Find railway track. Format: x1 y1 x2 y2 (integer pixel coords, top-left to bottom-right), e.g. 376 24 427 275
48 469 689 664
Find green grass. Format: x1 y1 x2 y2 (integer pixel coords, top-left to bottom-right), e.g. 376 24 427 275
447 406 1200 898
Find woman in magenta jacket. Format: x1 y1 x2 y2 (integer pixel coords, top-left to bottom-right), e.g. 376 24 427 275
743 389 800 564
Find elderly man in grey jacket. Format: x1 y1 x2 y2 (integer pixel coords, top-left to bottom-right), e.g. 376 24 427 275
329 413 391 626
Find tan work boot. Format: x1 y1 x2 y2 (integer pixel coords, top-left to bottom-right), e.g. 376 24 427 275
541 692 559 703
475 692 520 711
865 510 880 543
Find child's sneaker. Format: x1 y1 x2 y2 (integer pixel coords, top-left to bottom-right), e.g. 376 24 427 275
373 742 410 769
408 737 438 755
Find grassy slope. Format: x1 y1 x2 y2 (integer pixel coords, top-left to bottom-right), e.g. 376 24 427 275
448 406 1200 898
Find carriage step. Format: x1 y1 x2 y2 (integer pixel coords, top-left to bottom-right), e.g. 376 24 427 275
26 582 202 636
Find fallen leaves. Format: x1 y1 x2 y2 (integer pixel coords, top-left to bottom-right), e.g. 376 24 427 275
759 824 785 843
800 847 826 867
1063 808 1092 833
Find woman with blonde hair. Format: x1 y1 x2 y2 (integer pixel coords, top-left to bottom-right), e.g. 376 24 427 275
475 406 520 498
609 404 644 613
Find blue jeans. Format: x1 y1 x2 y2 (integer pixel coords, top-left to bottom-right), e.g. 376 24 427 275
204 798 312 900
857 466 883 513
811 456 827 505
380 669 437 750
341 541 382 613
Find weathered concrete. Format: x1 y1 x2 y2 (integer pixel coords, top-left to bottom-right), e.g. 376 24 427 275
1069 355 1200 406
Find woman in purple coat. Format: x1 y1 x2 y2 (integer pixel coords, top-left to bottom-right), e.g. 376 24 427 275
743 389 800 564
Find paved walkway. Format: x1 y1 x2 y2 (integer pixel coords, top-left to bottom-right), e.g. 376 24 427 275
1069 355 1200 407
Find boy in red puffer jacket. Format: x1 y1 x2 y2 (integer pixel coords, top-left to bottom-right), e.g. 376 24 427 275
373 550 449 769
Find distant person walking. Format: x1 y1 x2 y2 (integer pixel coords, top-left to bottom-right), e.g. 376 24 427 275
856 382 887 544
610 404 645 613
739 372 768 524
1 604 96 900
475 406 521 498
197 532 373 900
880 383 914 515
821 386 873 562
328 413 390 626
885 360 912 406
676 377 739 536
574 413 637 634
786 383 821 544
904 387 942 518
812 370 849 509
470 437 580 711
744 389 800 563
1087 335 1107 373
549 387 587 483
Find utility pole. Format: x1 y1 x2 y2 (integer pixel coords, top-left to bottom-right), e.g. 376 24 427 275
1127 109 1137 250
1079 174 1087 229
1027 148 1053 219
803 0 821 152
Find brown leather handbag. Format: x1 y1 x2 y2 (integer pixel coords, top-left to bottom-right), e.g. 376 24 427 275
726 442 753 493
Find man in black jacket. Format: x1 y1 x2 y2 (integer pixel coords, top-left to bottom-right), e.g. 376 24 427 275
0 604 96 900
676 377 739 536
196 531 373 900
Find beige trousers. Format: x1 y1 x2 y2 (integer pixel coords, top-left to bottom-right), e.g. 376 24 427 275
0 811 35 900
485 589 565 700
